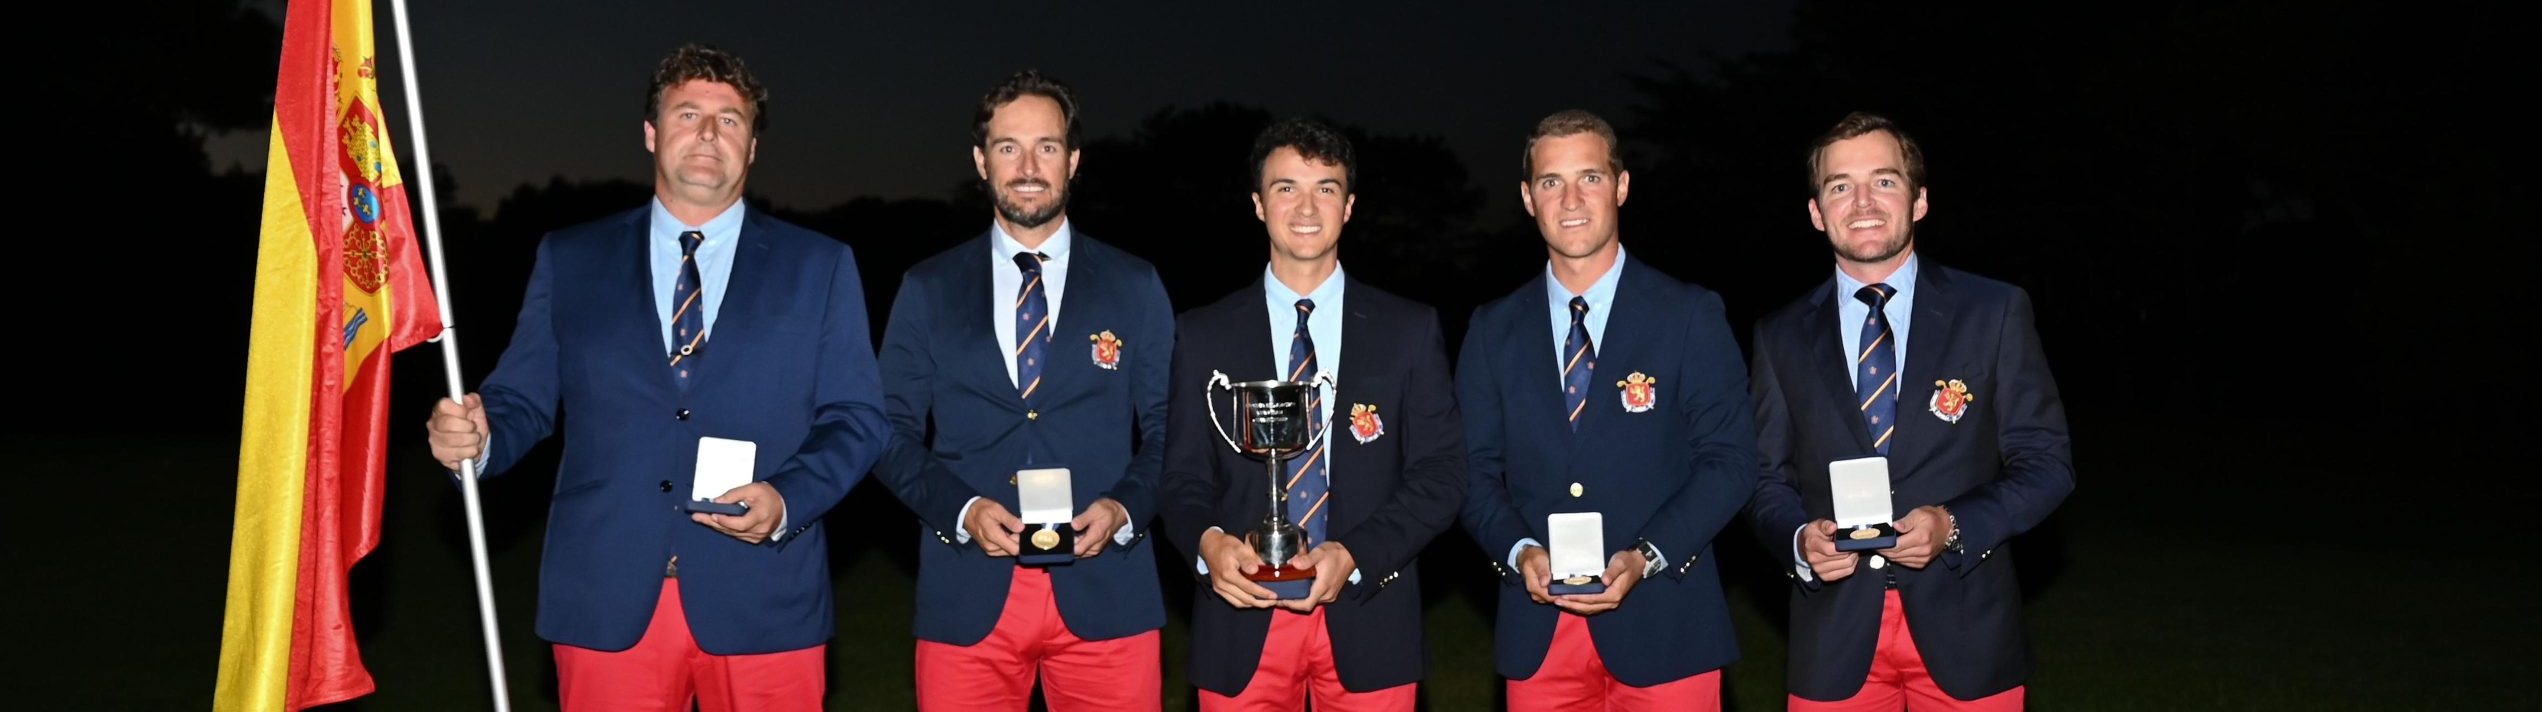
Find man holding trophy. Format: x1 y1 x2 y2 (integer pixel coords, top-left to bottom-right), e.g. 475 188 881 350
1161 117 1469 710
1456 110 1757 710
1746 112 2074 711
871 70 1174 711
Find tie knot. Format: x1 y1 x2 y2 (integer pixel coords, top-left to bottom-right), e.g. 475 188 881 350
678 230 704 255
1569 296 1590 318
1855 283 1896 308
1012 251 1046 275
1296 298 1316 315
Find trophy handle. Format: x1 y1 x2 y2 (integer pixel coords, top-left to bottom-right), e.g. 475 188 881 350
1301 370 1337 454
1203 370 1245 453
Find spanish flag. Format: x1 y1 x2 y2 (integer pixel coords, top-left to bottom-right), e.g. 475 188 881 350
214 0 444 708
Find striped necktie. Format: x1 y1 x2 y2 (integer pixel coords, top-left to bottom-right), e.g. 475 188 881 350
1013 252 1051 400
1563 296 1596 432
1855 284 1900 454
668 230 707 392
1283 298 1328 546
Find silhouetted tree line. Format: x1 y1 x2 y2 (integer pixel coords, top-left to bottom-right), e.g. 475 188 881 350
55 0 2516 449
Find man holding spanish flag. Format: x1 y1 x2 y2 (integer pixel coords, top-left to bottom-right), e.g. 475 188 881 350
421 44 889 711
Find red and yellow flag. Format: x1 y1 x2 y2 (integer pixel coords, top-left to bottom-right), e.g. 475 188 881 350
215 0 444 708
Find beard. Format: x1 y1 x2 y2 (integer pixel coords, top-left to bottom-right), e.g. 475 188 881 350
993 179 1069 229
1833 222 1913 265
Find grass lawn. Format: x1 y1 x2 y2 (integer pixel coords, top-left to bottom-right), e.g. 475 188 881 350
40 412 2529 709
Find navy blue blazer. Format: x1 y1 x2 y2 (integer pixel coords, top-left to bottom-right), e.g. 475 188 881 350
1160 276 1469 695
476 205 889 655
1747 264 2074 701
872 232 1172 645
1457 256 1757 686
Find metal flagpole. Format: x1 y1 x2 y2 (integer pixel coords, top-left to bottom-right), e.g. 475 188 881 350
385 0 512 708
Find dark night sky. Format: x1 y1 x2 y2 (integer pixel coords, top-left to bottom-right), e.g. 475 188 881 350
208 0 1799 212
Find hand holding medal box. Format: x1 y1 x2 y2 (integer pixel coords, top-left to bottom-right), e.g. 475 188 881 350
1015 467 1076 566
1829 456 1899 552
1546 512 1608 595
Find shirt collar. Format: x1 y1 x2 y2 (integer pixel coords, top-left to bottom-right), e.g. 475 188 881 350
1544 246 1629 310
1834 251 1920 303
991 219 1073 265
650 197 746 246
1265 263 1347 310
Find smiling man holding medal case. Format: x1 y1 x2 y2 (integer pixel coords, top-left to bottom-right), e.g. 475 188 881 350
1746 111 2075 711
871 70 1175 711
1455 109 1757 711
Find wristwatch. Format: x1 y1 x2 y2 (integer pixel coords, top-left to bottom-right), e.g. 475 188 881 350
1940 509 1963 552
1634 539 1665 578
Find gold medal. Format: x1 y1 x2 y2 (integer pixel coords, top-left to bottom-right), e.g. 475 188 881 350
1562 575 1594 586
1031 527 1061 551
1849 528 1881 541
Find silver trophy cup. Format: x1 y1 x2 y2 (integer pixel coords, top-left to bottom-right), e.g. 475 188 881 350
1205 370 1333 582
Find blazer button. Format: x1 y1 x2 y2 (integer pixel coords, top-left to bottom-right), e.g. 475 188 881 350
658 480 674 493
675 408 691 420
1569 482 1584 497
1026 410 1040 421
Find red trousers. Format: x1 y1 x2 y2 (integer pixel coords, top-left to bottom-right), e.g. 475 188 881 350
1198 606 1417 711
1507 612 1720 711
1787 589 2025 711
913 567 1161 711
552 578 826 712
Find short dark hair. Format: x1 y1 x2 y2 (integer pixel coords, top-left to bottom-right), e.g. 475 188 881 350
1249 117 1356 193
973 69 1081 149
1521 110 1622 179
646 43 768 134
1808 112 1927 194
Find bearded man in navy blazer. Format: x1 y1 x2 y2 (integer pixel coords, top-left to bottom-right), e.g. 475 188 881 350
871 70 1174 712
1747 112 2074 711
1457 110 1757 711
424 44 888 711
1160 117 1468 711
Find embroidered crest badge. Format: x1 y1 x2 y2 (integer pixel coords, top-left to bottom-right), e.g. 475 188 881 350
1088 330 1123 370
1616 372 1658 413
1928 379 1974 424
1348 403 1385 444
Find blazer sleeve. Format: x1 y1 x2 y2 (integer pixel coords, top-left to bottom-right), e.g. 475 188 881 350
1159 314 1229 568
1457 308 1532 579
870 272 989 540
1629 290 1758 579
1095 265 1174 545
1333 309 1468 601
1941 287 2075 573
759 240 891 533
1745 315 1820 590
477 236 562 477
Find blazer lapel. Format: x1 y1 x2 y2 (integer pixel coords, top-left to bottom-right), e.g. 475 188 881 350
1035 242 1104 405
1572 260 1653 450
1887 265 1957 479
688 211 777 397
1509 272 1570 445
608 212 680 396
1804 277 1879 453
956 234 1031 406
1329 283 1379 525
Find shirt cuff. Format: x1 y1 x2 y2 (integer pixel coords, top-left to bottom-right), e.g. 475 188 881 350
1792 522 1815 582
953 496 982 544
1195 526 1222 575
1115 517 1136 546
772 507 790 542
1509 538 1542 569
